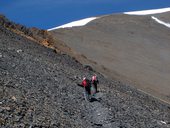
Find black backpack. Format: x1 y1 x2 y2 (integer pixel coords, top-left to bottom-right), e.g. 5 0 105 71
85 79 91 87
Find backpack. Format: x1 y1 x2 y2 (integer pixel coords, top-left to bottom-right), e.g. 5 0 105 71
85 79 91 87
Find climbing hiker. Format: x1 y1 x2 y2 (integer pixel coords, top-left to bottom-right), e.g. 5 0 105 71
81 77 91 101
91 74 99 93
82 77 91 95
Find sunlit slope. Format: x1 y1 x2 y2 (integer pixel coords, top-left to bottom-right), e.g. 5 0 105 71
50 13 170 103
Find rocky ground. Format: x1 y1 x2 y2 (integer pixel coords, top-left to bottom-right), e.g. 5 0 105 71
0 24 170 128
50 14 170 104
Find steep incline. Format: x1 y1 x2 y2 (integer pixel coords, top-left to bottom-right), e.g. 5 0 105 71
0 18 170 128
50 14 170 103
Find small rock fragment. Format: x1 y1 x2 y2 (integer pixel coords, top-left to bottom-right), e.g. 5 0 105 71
160 121 166 125
2 106 10 111
11 96 17 101
17 49 22 53
0 118 5 125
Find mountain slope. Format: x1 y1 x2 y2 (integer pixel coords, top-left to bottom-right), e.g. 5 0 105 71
50 12 170 104
0 15 170 127
153 11 170 24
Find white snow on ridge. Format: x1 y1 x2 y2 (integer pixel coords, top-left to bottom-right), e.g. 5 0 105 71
124 7 170 29
124 7 170 15
48 17 98 31
151 16 170 28
48 7 170 31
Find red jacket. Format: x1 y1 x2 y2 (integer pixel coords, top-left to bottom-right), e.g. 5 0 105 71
82 79 87 87
92 75 99 84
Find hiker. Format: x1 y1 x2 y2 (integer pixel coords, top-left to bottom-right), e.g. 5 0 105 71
91 74 99 93
82 77 91 95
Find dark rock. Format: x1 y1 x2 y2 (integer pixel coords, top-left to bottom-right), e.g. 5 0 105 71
83 64 93 71
0 18 170 128
0 118 5 125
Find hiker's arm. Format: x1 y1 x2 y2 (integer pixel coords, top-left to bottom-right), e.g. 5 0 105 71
77 83 84 87
97 80 99 84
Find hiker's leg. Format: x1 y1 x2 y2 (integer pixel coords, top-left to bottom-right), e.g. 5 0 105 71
87 86 91 95
86 86 91 101
94 83 97 92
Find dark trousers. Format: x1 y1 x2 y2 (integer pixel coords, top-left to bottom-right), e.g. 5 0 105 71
85 85 91 95
93 83 97 92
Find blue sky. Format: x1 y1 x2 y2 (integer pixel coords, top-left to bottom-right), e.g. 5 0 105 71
0 0 170 29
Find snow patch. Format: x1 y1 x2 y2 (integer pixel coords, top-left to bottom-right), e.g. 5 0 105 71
152 16 170 28
48 17 98 31
124 8 170 15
